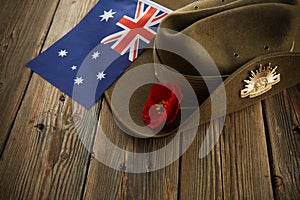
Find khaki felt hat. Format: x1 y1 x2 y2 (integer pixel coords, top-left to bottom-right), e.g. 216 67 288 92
104 0 300 138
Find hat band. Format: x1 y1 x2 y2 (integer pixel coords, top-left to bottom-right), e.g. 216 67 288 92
154 63 230 102
153 45 230 103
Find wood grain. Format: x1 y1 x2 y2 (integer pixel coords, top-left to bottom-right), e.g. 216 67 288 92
180 123 223 200
180 103 274 199
221 103 273 199
0 0 299 199
0 0 100 199
263 84 300 199
0 0 60 154
84 100 180 200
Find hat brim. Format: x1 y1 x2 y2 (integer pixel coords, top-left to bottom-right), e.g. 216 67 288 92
104 48 300 138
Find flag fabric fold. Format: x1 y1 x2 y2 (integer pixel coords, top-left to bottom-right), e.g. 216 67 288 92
27 0 171 108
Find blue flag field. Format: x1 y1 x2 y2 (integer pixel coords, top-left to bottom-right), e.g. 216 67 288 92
27 0 171 108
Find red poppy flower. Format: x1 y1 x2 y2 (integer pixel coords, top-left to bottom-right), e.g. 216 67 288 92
143 83 183 130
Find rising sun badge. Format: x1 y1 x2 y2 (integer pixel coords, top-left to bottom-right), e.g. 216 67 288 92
240 63 280 98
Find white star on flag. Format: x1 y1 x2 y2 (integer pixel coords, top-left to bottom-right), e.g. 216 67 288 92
26 0 172 109
58 49 68 57
100 9 116 22
97 71 106 80
74 77 84 85
71 65 77 71
92 51 100 59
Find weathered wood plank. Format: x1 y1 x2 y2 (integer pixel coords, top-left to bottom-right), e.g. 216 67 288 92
0 0 60 154
221 103 273 199
263 84 300 199
84 100 180 200
0 0 100 199
180 123 223 200
180 103 274 199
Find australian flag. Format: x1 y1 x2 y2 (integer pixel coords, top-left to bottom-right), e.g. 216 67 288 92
27 0 172 108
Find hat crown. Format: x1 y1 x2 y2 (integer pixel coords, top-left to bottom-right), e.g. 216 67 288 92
154 0 300 76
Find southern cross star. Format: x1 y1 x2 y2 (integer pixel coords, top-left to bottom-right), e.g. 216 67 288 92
100 9 116 22
71 65 77 71
74 77 84 85
97 71 106 80
58 49 68 57
92 51 100 59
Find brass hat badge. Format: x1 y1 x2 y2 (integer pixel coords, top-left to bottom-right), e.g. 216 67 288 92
241 63 280 98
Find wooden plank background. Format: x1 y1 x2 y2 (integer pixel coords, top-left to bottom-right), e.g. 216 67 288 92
0 0 299 199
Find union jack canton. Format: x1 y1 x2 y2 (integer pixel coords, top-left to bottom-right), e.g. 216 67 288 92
101 0 170 61
27 0 172 108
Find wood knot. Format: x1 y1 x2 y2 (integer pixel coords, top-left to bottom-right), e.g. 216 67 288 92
59 95 66 102
119 163 126 171
292 125 300 134
273 175 284 189
60 152 69 161
34 123 45 132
